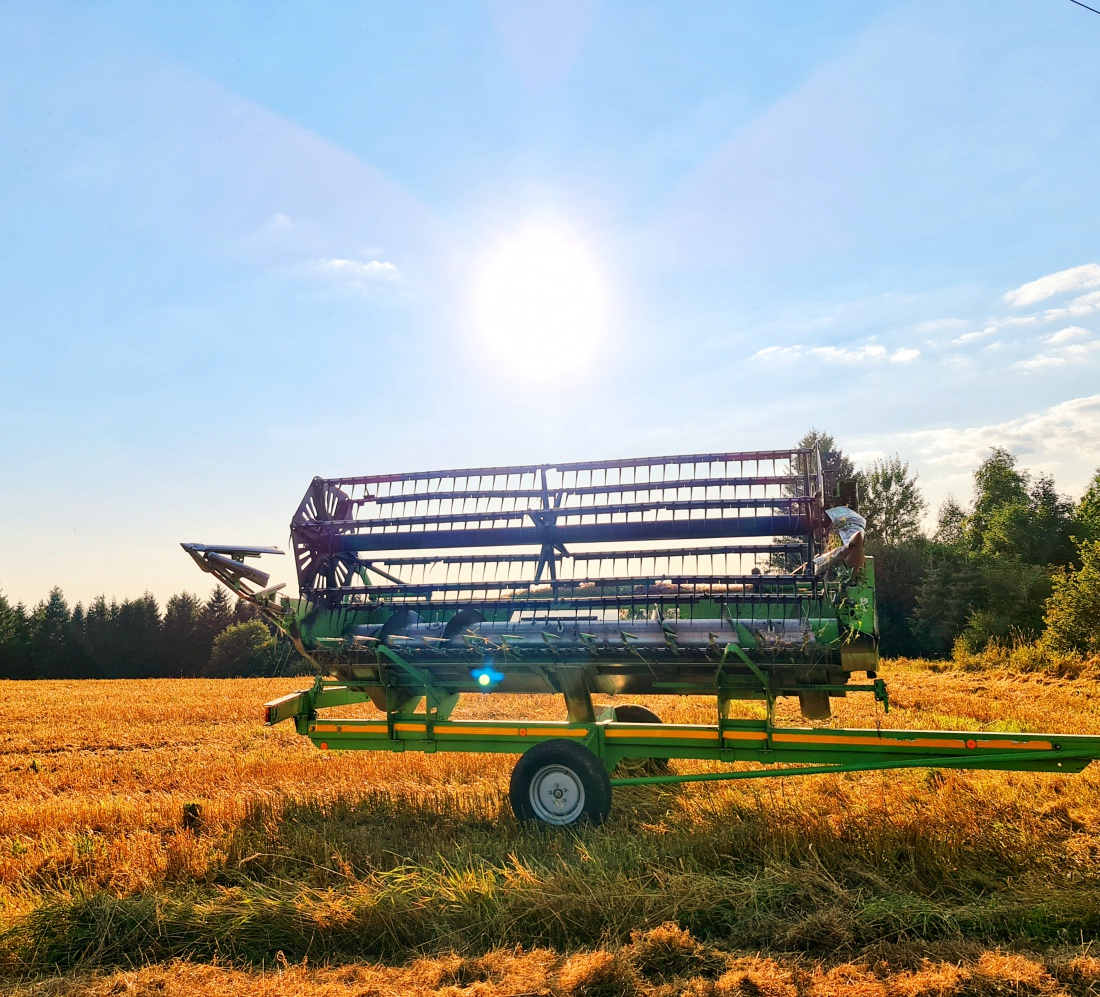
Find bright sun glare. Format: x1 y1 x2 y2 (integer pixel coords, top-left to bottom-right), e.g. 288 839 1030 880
472 224 609 376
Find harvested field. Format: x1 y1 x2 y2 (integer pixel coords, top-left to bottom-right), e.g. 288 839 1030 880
2 659 1100 995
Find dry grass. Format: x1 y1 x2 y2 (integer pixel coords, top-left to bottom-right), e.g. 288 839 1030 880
2 659 1100 994
6 940 1100 997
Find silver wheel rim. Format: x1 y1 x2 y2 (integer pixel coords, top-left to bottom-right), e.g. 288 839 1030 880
528 763 585 825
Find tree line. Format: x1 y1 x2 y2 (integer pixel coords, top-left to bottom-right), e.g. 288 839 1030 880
808 430 1100 659
2 435 1098 680
0 586 308 680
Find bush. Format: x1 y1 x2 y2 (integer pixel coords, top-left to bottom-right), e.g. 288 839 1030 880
203 621 277 678
1043 540 1100 657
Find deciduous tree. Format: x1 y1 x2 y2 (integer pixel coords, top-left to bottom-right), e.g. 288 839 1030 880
860 455 926 546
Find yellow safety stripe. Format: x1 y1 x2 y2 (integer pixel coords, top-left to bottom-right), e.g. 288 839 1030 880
307 722 1053 752
770 732 1053 751
433 725 587 738
606 727 719 740
310 723 388 734
977 738 1051 751
772 732 965 749
520 726 588 738
310 722 588 738
722 730 768 742
435 725 518 737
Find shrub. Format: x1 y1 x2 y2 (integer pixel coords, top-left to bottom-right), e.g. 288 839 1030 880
203 621 277 678
1043 540 1100 657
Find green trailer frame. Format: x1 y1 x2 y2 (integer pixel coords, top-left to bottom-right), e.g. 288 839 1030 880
267 673 1100 784
260 662 1100 826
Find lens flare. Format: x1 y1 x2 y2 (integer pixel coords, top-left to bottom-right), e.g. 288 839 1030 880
471 660 505 691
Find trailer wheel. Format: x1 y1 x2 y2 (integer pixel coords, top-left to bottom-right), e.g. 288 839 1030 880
612 704 672 776
509 739 612 827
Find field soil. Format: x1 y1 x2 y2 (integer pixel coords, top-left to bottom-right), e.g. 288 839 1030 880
2 660 1100 996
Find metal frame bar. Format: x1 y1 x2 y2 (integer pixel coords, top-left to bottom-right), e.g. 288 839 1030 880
266 680 1100 785
327 450 811 488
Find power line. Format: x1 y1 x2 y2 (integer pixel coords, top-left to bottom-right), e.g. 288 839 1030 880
1068 0 1100 16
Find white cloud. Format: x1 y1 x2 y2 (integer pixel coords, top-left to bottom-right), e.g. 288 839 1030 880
1013 336 1099 370
853 395 1100 525
1042 325 1090 344
948 316 1039 346
1042 290 1100 322
1004 263 1100 307
1013 354 1067 370
311 257 397 278
750 341 919 364
952 327 996 344
905 394 1100 478
1062 341 1100 360
809 343 887 363
750 345 804 362
305 257 399 289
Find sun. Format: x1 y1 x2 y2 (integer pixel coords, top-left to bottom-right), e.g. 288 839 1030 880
471 223 610 376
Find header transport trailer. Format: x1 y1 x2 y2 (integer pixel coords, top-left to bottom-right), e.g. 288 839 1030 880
183 448 1100 827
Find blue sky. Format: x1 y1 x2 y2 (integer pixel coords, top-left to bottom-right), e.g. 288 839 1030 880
2 0 1099 607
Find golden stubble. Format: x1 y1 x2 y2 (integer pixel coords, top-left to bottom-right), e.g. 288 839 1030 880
2 661 1100 995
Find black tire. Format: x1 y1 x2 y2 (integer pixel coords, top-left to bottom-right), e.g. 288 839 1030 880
509 739 613 827
612 704 672 776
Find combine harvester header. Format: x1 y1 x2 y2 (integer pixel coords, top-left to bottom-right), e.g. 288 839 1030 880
183 448 1100 827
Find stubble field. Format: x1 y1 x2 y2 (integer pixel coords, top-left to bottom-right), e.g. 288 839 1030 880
2 660 1100 996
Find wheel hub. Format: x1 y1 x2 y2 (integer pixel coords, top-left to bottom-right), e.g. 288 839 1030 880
529 764 585 825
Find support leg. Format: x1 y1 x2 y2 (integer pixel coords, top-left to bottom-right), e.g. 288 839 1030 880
558 668 595 724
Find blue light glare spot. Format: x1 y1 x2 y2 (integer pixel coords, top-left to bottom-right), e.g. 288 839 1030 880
471 661 504 692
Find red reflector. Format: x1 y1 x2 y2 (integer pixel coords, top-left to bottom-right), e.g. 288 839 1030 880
320 741 328 750
966 739 977 749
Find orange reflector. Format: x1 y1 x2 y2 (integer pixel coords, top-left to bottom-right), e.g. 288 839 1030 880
966 739 977 749
320 741 328 750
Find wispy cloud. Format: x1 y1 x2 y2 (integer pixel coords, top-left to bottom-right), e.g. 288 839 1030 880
950 316 1040 345
752 345 804 362
952 327 996 345
810 343 887 363
1004 263 1100 307
1042 325 1090 344
1042 289 1100 322
750 341 919 364
305 257 399 290
1013 353 1070 371
1013 332 1099 370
